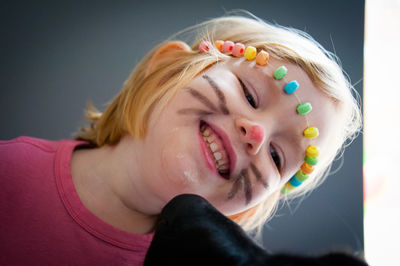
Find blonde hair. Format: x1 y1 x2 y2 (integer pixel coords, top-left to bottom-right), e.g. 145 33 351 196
75 12 362 234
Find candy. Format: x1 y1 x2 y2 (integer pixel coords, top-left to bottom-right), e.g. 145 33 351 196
297 102 312 115
222 41 234 54
232 43 245 57
214 40 224 52
304 127 319 139
289 176 302 187
305 155 318 166
274 66 287 80
281 183 295 194
301 163 314 174
306 145 320 158
199 40 211 53
256 50 269 66
284 80 299 94
244 46 257 60
295 170 309 182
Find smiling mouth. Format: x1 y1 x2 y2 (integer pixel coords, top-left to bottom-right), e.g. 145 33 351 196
199 121 231 179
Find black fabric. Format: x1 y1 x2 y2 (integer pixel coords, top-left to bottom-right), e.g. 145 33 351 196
145 194 367 266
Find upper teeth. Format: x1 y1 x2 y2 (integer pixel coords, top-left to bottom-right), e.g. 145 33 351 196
201 124 230 174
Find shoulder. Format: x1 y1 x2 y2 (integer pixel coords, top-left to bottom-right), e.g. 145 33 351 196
0 136 60 153
0 136 62 165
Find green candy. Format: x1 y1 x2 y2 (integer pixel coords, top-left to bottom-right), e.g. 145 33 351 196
297 102 312 115
295 170 309 182
305 156 318 166
274 66 287 80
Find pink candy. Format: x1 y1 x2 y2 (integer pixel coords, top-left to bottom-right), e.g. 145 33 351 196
222 41 234 54
199 40 212 53
232 43 245 57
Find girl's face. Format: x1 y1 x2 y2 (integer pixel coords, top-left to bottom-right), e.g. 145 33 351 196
135 57 336 216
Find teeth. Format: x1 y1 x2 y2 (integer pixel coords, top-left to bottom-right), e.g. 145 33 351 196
218 164 229 170
206 136 215 143
210 143 218 152
201 123 230 176
213 152 222 160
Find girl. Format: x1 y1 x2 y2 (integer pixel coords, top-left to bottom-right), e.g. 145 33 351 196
0 14 361 265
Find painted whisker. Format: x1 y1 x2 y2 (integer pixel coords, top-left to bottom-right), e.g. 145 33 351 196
202 75 230 115
250 163 268 189
242 169 252 205
188 88 218 112
227 175 244 200
177 108 213 116
227 168 253 206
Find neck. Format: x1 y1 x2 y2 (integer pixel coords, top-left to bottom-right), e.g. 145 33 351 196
70 138 157 234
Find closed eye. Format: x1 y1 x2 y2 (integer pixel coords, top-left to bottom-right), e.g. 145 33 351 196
238 77 257 108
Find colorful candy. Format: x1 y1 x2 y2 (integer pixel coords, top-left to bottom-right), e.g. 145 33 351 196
244 46 257 60
214 40 224 52
295 170 309 182
274 66 287 80
222 41 234 54
284 80 299 94
304 127 319 139
301 163 314 174
306 145 319 158
305 155 318 166
297 102 312 115
289 176 302 187
232 43 245 57
199 40 211 53
256 50 269 66
281 183 295 194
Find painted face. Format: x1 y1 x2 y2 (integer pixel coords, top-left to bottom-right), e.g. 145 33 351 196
134 57 336 216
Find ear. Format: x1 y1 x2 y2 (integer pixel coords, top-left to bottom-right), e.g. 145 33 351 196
146 41 192 77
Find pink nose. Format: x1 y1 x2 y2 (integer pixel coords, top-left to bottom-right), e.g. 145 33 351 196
249 125 264 143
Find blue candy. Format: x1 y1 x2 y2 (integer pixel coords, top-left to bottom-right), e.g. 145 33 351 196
289 176 302 187
284 80 299 94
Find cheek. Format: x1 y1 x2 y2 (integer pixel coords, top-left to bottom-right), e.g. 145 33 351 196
159 127 202 189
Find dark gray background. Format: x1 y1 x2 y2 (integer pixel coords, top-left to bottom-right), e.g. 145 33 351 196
0 0 364 255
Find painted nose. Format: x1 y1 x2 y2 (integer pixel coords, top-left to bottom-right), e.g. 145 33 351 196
235 118 265 155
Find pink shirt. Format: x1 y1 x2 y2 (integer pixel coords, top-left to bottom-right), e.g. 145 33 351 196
0 137 153 265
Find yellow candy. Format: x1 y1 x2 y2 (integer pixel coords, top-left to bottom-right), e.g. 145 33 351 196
306 145 319 158
303 127 319 139
244 46 257 60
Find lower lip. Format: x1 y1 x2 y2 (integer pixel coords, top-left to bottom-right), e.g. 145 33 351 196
198 124 223 179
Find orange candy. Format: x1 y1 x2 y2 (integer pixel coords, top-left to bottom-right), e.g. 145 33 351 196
256 50 269 66
301 163 314 174
214 40 224 52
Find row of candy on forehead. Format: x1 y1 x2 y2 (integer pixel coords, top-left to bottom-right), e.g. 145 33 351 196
198 40 320 194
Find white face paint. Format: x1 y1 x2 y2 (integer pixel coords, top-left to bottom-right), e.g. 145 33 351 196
183 169 199 184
